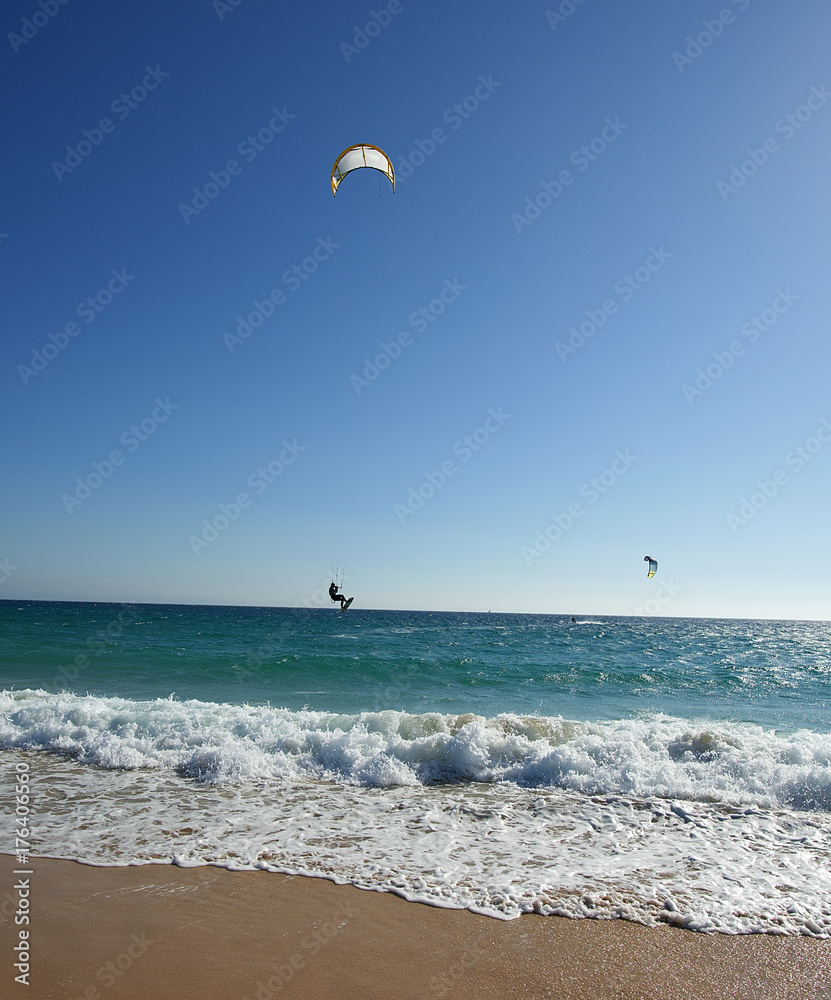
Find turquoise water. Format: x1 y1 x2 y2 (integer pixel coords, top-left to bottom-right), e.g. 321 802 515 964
2 600 830 934
1 601 828 730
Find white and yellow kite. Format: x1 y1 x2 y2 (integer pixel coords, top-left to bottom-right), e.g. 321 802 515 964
330 143 395 196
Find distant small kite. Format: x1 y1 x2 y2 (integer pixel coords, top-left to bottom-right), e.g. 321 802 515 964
644 556 658 578
331 144 395 196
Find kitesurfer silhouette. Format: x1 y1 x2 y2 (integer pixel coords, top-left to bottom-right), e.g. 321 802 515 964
329 581 350 609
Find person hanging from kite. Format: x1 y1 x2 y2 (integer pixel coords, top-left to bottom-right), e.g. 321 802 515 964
329 581 352 610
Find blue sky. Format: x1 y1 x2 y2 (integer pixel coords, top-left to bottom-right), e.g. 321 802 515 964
2 0 830 618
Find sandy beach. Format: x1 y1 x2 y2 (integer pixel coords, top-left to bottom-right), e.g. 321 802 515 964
2 854 829 1000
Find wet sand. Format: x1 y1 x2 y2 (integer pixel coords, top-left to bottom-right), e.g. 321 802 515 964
1 854 829 1000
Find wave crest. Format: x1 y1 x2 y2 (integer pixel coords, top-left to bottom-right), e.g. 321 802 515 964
2 689 830 810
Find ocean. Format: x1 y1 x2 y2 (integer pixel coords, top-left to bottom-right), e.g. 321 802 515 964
2 600 830 936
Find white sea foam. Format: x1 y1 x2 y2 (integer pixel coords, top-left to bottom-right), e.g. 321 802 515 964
2 690 829 809
2 689 831 935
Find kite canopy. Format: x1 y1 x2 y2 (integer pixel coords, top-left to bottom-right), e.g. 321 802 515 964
331 144 395 196
644 556 658 578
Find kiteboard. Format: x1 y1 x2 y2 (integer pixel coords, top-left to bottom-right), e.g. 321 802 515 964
339 597 354 613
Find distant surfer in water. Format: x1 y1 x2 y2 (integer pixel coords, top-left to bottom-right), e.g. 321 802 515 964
571 617 576 622
329 582 350 610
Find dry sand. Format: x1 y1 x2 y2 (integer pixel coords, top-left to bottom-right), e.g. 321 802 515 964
1 854 829 1000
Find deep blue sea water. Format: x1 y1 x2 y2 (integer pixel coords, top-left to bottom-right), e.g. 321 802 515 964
2 600 830 934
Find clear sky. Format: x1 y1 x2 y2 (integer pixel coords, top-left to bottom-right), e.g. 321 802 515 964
2 0 830 618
